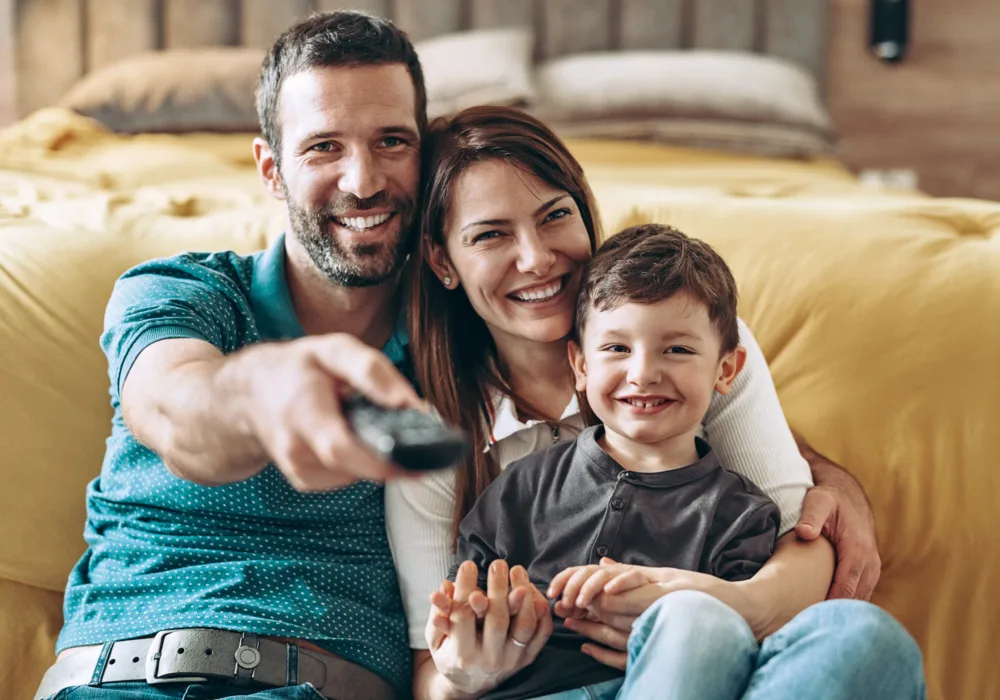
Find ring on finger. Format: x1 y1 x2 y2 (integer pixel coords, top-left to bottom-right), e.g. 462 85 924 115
511 638 528 649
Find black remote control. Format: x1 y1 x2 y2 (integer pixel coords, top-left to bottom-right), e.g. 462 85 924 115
342 394 471 472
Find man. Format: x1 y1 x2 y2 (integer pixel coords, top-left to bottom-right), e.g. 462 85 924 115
34 11 881 700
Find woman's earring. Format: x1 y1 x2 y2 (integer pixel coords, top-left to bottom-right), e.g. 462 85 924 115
443 276 452 288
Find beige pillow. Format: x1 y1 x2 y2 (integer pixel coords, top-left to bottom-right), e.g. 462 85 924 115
534 51 833 138
58 48 264 133
416 28 536 119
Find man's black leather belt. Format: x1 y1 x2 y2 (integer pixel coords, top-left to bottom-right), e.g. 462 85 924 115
33 629 397 700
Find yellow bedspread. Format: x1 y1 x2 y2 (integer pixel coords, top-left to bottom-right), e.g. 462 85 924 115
0 108 869 232
1 109 996 700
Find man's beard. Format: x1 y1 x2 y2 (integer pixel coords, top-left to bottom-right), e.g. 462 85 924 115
287 189 415 288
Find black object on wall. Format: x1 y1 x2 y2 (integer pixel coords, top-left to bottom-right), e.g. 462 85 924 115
871 0 909 63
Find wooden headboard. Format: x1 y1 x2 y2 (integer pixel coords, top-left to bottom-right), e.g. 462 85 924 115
2 0 829 120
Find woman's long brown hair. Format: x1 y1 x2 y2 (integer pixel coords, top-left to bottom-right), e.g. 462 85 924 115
407 106 601 538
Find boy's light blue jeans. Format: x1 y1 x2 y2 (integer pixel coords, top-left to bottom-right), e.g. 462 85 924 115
536 590 926 700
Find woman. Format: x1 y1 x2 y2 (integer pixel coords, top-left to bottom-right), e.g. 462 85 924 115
386 106 924 699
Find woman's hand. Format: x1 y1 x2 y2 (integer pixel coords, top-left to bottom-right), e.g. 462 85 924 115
425 560 552 698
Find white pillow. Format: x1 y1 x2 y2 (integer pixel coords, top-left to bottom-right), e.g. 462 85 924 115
416 28 536 119
533 51 832 136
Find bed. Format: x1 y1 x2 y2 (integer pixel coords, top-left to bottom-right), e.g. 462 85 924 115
1 2 997 700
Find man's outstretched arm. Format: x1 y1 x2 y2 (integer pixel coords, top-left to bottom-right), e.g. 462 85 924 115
122 334 421 489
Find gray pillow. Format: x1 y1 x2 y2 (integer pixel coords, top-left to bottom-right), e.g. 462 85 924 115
58 48 265 133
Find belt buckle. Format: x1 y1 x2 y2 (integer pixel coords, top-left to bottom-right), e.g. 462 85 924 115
145 630 209 685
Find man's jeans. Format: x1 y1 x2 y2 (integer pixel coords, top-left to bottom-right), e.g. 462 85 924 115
536 590 926 700
41 681 328 700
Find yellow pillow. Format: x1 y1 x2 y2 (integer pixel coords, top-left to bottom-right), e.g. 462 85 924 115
0 578 64 700
0 204 277 592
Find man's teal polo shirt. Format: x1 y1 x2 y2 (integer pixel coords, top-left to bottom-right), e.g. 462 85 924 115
58 235 412 696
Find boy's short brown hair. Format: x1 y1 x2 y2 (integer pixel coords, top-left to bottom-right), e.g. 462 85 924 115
574 224 740 353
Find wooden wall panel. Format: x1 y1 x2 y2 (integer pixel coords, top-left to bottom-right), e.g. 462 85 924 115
163 0 239 48
0 0 15 125
827 0 1000 200
85 0 158 71
764 0 828 85
313 0 389 19
619 0 685 50
393 0 463 41
470 0 533 30
691 0 757 52
539 0 611 58
241 0 312 49
16 0 84 114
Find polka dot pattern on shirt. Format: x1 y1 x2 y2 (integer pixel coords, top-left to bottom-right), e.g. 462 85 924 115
58 244 412 696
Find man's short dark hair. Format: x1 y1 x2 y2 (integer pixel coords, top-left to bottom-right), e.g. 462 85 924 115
256 11 427 164
574 224 740 353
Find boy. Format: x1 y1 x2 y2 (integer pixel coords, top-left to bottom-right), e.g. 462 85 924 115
448 224 780 699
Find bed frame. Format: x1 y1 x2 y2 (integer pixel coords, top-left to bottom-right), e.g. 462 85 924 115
2 0 829 120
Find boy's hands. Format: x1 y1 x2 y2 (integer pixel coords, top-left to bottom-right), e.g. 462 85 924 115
427 559 742 677
545 561 656 670
546 559 755 671
547 561 652 617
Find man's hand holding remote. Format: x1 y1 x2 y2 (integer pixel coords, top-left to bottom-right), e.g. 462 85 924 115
121 333 423 490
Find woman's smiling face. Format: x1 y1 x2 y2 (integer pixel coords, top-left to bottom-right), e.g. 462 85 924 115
431 159 593 347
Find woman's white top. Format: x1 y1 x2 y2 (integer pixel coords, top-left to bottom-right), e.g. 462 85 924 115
385 318 812 648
